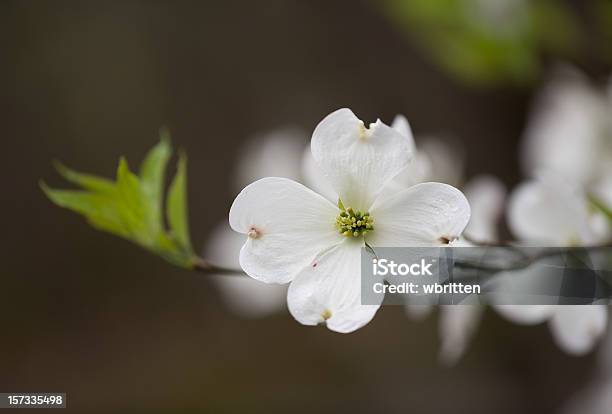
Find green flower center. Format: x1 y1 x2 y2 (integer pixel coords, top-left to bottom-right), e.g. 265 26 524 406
335 199 374 237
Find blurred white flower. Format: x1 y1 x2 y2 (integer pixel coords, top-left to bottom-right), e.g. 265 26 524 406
233 128 306 188
438 299 483 365
461 175 506 243
501 68 612 355
494 303 607 355
385 115 465 193
521 68 612 191
417 138 465 188
205 128 306 318
438 175 506 365
493 177 609 355
385 115 432 188
229 108 471 333
507 177 610 246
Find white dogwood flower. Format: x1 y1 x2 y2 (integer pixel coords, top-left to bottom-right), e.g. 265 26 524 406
229 108 471 332
494 177 610 355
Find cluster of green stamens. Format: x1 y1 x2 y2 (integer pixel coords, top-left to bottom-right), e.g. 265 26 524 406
336 199 374 237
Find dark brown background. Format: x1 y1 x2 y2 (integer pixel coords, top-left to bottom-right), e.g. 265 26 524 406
0 1 606 413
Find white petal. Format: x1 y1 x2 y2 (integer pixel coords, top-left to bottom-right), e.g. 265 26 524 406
300 146 337 202
204 222 287 318
507 178 598 245
463 175 506 242
396 152 432 186
549 306 607 355
229 177 340 284
375 151 432 203
311 108 412 210
367 182 471 247
371 114 428 197
287 241 382 333
438 305 483 365
391 114 416 152
234 128 306 192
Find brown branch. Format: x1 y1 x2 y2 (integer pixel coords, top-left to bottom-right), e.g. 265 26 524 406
190 242 612 277
191 257 246 276
454 243 612 273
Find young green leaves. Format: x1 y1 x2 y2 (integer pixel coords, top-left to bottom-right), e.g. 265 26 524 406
41 132 197 268
380 0 580 86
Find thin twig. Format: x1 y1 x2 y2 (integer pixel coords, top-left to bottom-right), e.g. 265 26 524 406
454 244 612 273
461 233 530 262
191 243 612 277
192 257 245 275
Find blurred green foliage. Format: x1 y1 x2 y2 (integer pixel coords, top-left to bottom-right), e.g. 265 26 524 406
591 195 612 224
380 0 581 86
41 132 197 268
595 0 612 62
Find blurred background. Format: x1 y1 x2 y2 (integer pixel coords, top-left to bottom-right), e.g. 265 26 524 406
1 0 611 413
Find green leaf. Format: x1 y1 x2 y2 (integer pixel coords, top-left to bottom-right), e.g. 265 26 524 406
40 182 129 238
166 151 193 254
140 129 171 187
379 0 579 86
139 132 172 229
595 0 612 62
53 161 116 194
115 157 152 244
42 134 197 269
590 195 612 222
